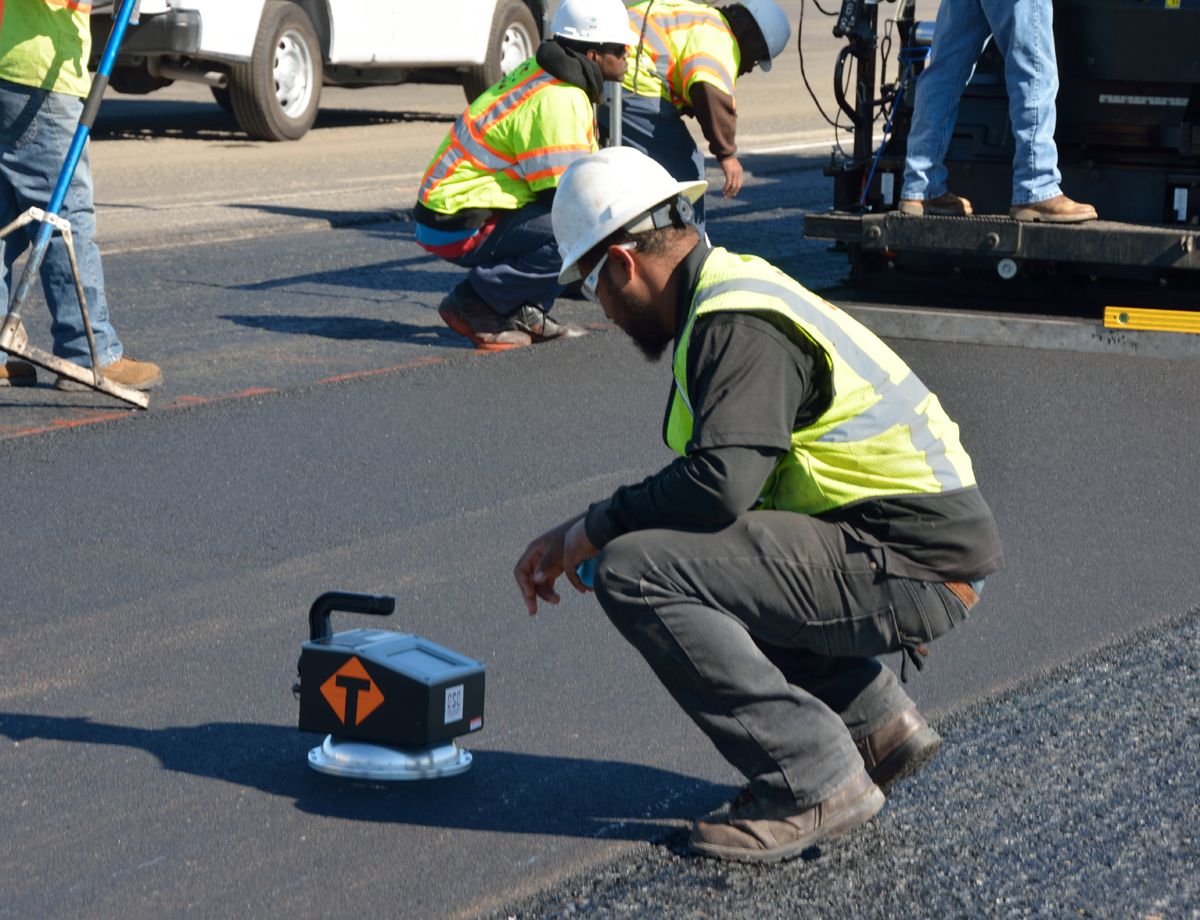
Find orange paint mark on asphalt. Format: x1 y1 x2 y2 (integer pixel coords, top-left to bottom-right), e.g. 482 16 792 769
316 355 443 384
0 340 566 442
170 387 278 408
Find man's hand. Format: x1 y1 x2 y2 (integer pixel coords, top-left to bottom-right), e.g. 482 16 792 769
561 517 599 593
720 156 743 198
515 514 586 615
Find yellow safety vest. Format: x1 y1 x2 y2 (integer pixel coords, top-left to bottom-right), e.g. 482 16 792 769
418 56 598 215
0 0 93 98
623 0 739 109
667 248 978 515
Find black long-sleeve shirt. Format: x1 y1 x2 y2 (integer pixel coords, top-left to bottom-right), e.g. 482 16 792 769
584 242 1004 582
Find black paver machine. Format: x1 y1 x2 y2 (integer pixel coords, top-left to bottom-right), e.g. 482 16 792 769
803 0 1200 314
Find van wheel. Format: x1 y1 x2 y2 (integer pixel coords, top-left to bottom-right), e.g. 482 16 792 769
462 0 539 102
229 1 323 141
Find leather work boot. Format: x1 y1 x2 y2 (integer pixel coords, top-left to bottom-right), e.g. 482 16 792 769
507 304 587 343
1009 195 1097 223
898 191 973 217
0 359 37 387
688 770 884 863
856 705 942 792
437 282 531 352
55 356 163 392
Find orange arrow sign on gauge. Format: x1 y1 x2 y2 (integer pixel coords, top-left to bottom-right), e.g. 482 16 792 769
320 657 385 726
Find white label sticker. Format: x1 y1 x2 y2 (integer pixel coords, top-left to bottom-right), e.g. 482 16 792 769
880 172 895 205
444 684 464 724
1174 187 1189 222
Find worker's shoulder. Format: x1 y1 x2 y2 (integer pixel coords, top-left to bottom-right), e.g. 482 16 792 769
646 0 729 22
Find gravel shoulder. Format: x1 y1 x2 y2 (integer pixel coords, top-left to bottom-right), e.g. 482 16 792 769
496 607 1200 919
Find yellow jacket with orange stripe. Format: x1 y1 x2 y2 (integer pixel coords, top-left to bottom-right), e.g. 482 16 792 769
622 0 739 109
417 55 599 215
0 0 94 98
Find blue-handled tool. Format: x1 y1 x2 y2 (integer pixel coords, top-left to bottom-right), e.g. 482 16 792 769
0 0 149 408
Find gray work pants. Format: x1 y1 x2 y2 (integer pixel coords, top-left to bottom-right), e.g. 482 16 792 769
593 510 973 807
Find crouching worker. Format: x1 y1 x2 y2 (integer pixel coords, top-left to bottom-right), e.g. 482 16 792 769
414 0 636 351
514 147 1003 862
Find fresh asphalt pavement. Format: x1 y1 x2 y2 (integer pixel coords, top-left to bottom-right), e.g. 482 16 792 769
1 150 1198 918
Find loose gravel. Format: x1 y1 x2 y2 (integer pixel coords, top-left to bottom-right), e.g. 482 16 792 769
495 608 1200 919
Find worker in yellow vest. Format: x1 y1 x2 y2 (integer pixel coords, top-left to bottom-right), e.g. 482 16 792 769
415 0 636 351
0 0 162 390
515 147 1003 863
605 0 790 227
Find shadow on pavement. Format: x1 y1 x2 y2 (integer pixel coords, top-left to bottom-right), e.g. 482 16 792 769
93 100 457 141
0 713 728 840
229 202 415 231
219 312 465 346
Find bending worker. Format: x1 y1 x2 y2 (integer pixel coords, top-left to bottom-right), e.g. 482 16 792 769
1 0 162 389
515 147 1003 863
414 0 635 351
607 0 790 226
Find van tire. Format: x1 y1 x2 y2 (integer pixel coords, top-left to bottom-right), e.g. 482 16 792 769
229 1 323 141
462 0 540 102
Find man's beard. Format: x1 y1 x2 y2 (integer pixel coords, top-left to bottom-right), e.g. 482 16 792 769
611 286 673 362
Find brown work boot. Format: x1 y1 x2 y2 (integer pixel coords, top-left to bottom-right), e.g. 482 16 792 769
55 356 163 392
507 304 587 342
0 359 36 387
1009 195 1097 223
856 705 942 792
898 191 973 217
688 770 884 863
437 282 532 352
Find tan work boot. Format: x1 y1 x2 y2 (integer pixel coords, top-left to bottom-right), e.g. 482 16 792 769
688 770 884 863
56 356 163 392
1009 195 1097 223
437 282 532 352
856 705 942 792
507 304 587 342
898 191 973 217
0 359 37 387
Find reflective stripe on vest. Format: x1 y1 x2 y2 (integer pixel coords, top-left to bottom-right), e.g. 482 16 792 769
624 0 737 107
418 59 595 214
666 249 977 515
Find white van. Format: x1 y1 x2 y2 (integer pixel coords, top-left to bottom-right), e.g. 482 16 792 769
92 0 549 141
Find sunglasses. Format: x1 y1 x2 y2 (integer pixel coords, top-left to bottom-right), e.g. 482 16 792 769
599 43 629 58
581 242 637 303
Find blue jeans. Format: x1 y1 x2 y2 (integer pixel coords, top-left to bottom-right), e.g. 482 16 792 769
417 201 564 314
0 78 122 367
901 0 1062 206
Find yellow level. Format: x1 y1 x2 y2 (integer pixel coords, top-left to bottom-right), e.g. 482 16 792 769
1104 306 1200 335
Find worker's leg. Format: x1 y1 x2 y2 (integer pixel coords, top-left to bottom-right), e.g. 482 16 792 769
900 0 993 201
616 94 707 227
752 644 906 742
0 80 122 366
981 0 1062 205
455 202 563 314
593 511 971 807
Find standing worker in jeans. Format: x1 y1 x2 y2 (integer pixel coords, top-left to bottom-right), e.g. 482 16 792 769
899 0 1096 222
609 0 790 228
415 0 636 352
0 0 162 389
515 147 1003 863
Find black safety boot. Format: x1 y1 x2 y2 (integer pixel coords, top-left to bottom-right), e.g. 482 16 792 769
507 304 587 342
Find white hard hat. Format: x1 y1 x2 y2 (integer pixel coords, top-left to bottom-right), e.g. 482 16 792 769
553 147 708 283
738 0 791 72
550 0 640 46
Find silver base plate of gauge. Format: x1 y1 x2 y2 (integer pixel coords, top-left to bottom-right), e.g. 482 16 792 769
308 735 473 781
